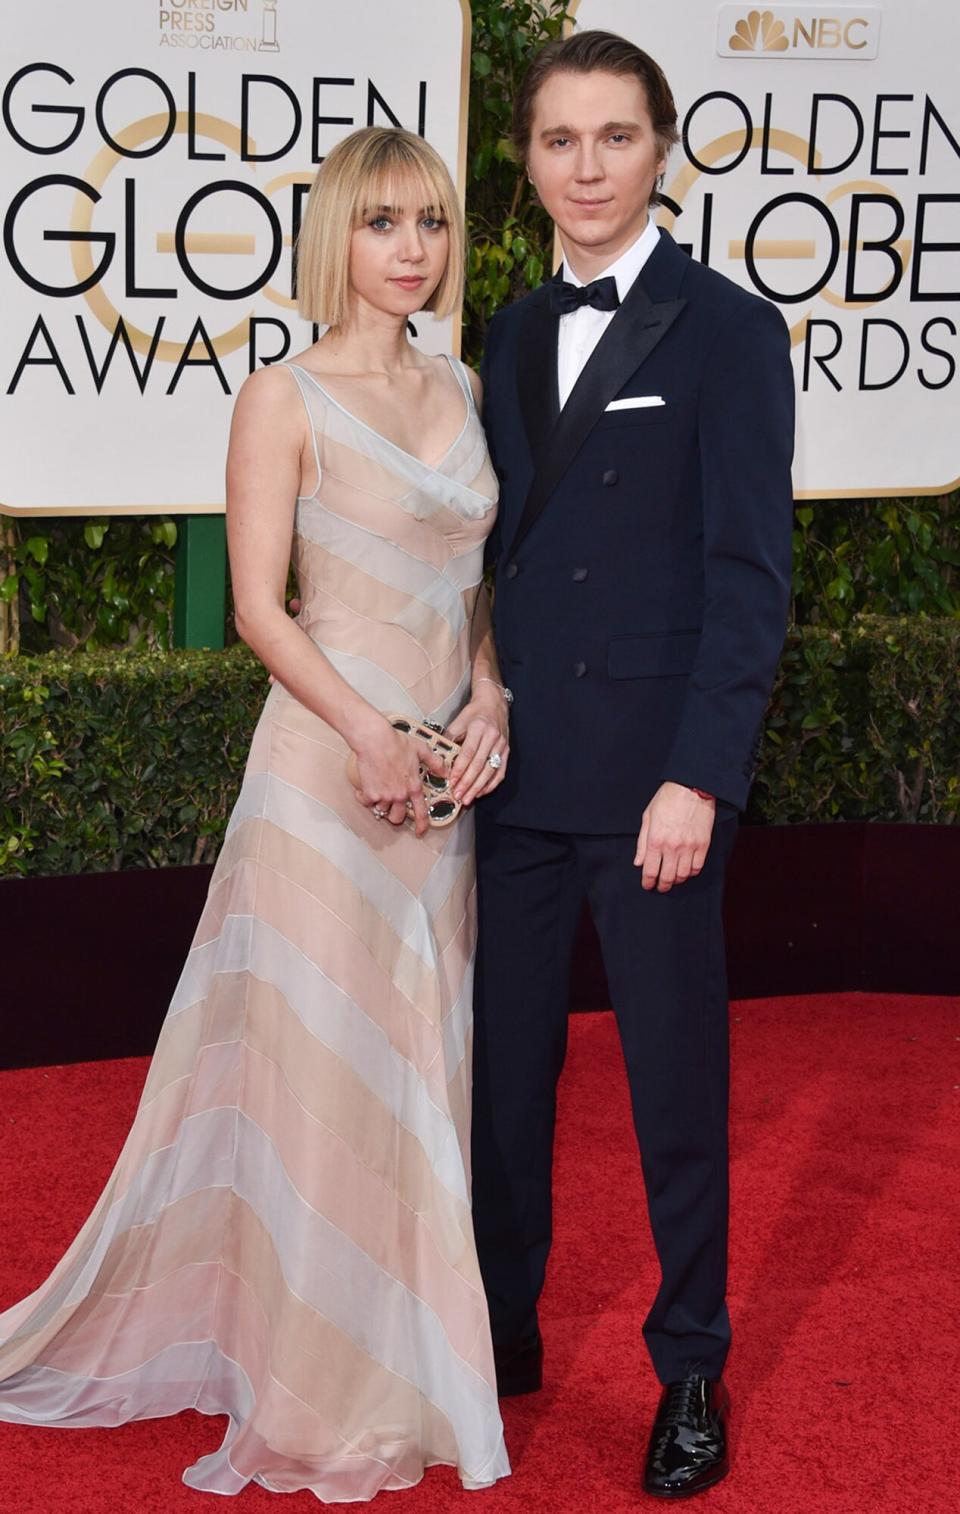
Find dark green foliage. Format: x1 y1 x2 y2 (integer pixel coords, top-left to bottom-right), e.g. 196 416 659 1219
1 515 177 654
0 647 263 876
792 497 959 626
462 0 570 365
748 617 960 826
3 619 957 877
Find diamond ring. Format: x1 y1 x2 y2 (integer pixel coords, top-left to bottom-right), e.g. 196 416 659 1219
372 806 387 820
487 752 503 770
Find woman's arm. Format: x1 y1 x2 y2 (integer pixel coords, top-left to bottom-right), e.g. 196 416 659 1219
469 581 509 708
227 367 381 744
226 367 443 832
447 583 510 804
445 361 511 803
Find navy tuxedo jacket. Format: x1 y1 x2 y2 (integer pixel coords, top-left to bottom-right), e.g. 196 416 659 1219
480 229 795 832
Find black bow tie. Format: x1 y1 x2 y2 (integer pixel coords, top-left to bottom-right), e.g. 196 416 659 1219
549 273 620 316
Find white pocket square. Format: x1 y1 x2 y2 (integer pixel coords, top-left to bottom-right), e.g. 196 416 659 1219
605 395 666 410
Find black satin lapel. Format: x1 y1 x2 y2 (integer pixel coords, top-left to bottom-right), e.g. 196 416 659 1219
509 286 686 556
516 291 560 470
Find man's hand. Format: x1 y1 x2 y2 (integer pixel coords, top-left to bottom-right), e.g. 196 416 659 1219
634 782 716 892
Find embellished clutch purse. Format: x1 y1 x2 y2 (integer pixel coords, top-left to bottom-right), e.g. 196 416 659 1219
346 714 462 828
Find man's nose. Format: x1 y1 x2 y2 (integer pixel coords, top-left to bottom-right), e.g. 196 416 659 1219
575 144 604 181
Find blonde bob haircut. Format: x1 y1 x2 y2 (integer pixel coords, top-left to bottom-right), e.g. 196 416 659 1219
296 127 464 328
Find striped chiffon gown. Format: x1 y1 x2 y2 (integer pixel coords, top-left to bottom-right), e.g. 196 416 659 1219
0 356 510 1500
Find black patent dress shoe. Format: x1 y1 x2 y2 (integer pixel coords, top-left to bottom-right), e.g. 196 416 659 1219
492 1329 543 1396
643 1375 730 1499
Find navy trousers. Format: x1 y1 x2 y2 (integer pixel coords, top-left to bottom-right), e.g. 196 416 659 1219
471 810 738 1385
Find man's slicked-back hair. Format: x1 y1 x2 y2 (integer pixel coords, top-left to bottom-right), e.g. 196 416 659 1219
512 29 680 172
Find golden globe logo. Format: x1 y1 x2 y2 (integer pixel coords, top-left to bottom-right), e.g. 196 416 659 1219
718 6 881 59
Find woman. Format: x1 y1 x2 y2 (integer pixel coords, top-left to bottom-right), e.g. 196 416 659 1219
0 126 511 1500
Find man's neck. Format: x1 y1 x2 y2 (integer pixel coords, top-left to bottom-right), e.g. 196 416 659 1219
559 209 653 285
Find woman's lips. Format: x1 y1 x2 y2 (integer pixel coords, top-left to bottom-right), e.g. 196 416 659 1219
392 276 426 289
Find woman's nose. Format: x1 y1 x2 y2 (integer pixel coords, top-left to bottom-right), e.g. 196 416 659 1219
398 227 426 262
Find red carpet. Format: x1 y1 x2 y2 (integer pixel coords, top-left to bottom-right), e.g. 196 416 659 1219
1 993 957 1514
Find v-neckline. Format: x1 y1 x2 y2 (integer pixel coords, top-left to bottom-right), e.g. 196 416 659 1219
291 353 472 475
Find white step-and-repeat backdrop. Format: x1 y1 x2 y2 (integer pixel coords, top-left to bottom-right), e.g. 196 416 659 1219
572 1 960 496
1 0 469 513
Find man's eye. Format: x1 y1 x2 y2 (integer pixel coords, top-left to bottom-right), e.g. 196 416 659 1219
608 134 630 145
549 137 571 149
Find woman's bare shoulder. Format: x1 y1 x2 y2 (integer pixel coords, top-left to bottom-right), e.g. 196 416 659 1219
228 364 307 458
233 362 299 416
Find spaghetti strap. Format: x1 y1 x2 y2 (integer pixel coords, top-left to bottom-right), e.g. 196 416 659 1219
445 353 477 410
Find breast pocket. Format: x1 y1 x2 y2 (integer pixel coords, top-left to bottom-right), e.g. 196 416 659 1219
595 406 673 430
607 629 701 679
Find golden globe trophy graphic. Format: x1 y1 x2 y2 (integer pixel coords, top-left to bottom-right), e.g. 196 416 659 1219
260 0 280 53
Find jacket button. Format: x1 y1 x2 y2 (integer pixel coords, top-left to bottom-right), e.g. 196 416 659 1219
573 660 587 678
572 567 589 582
602 469 618 486
504 562 519 580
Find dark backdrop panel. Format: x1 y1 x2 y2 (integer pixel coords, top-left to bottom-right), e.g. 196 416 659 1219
2 825 957 1069
1 865 211 1069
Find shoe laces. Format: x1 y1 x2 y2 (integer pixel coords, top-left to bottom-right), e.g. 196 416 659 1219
659 1377 706 1429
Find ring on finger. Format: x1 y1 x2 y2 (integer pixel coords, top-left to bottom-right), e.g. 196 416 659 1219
372 806 386 820
487 751 503 770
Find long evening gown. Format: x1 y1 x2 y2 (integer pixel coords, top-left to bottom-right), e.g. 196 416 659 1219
0 355 510 1501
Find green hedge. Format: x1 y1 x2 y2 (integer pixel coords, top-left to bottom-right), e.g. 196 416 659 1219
1 648 260 876
747 617 960 825
2 617 957 877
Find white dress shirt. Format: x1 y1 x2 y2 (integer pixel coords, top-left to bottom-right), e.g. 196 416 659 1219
556 214 661 408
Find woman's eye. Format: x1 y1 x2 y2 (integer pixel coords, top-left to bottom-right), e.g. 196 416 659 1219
421 216 445 232
369 216 392 232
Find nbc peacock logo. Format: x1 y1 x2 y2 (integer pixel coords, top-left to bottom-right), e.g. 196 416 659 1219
728 10 790 51
718 6 882 59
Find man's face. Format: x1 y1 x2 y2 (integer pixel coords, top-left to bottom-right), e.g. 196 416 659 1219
526 68 666 271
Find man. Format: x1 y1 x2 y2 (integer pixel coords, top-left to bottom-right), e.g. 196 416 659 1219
470 29 795 1500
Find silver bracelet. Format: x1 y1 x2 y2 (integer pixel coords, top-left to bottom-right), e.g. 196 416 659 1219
475 675 514 706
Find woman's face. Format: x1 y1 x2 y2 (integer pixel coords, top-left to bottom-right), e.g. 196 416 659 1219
347 177 449 321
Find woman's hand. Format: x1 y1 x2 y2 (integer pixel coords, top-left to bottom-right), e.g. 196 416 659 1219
446 686 510 806
351 720 449 838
